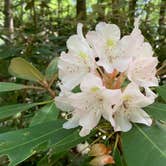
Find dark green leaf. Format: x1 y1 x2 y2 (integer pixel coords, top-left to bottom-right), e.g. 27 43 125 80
122 123 166 166
0 120 85 166
8 57 45 82
30 103 59 126
0 102 46 121
0 82 26 92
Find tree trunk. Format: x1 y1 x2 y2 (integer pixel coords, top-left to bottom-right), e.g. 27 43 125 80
97 0 106 21
128 0 137 29
76 0 86 21
111 0 120 24
4 0 14 43
158 0 166 35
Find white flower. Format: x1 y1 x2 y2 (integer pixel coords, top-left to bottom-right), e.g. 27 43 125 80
58 24 96 90
86 22 121 72
113 83 153 132
54 86 74 112
127 57 158 88
62 73 121 136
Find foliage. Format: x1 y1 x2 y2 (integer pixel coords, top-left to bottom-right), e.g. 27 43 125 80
0 0 165 165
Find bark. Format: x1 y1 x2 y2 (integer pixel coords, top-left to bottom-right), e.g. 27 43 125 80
4 0 14 42
111 0 120 24
76 0 86 21
97 0 106 21
158 0 166 35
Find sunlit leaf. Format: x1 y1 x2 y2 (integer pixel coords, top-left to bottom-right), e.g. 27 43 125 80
8 57 45 82
0 82 26 92
122 123 166 166
45 57 58 81
0 101 49 121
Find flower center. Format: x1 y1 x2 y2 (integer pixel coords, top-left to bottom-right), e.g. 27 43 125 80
79 51 88 59
107 39 115 47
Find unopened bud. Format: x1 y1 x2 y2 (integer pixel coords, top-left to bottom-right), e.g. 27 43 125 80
90 155 115 166
89 143 111 156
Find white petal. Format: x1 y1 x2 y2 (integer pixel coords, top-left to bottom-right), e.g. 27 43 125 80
67 35 90 56
113 110 132 132
80 73 103 92
58 52 90 90
63 109 82 129
123 83 153 107
102 89 122 105
86 31 105 54
63 117 79 129
102 106 115 127
97 59 114 73
129 108 152 126
67 23 93 58
139 42 153 57
112 56 131 72
79 110 101 136
96 22 120 41
54 95 73 112
145 87 157 103
101 89 122 126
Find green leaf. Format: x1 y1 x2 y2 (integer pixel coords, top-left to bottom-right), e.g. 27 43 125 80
122 123 166 166
156 85 166 102
114 149 127 166
0 82 26 92
52 129 87 154
144 103 166 121
8 57 45 82
0 46 15 60
0 102 44 121
30 103 59 126
45 57 58 81
0 120 85 166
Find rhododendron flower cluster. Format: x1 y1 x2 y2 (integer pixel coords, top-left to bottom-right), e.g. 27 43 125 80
55 18 158 137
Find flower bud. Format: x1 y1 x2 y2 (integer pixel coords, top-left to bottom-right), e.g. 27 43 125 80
90 155 115 166
89 143 111 156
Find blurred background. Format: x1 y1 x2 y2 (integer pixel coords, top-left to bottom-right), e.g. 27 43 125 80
0 0 165 76
0 0 165 165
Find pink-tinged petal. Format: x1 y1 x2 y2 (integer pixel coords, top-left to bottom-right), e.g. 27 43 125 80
129 108 152 126
80 73 103 92
127 57 158 88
